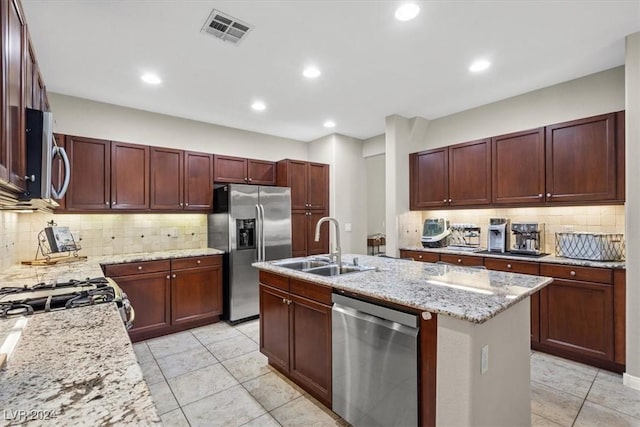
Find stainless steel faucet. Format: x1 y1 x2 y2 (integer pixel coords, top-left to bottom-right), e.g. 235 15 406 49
315 217 341 268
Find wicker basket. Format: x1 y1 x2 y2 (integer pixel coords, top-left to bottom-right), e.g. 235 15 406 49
555 232 625 261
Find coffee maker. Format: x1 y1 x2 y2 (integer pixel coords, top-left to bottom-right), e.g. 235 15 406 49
487 218 509 253
511 223 545 255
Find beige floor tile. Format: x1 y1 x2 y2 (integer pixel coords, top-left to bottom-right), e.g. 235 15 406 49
206 334 259 362
243 371 302 411
586 370 640 419
531 381 583 426
574 401 640 427
191 321 242 346
240 413 281 427
271 395 342 427
148 380 179 416
236 320 260 343
139 359 165 385
132 342 154 364
168 363 238 406
147 331 204 359
222 350 270 383
160 408 190 427
532 413 565 426
156 346 219 379
531 352 598 399
182 385 266 427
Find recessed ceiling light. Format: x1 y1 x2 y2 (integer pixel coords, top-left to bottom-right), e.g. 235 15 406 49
141 73 162 85
395 3 420 21
303 66 321 79
323 120 336 128
469 59 491 73
251 101 266 111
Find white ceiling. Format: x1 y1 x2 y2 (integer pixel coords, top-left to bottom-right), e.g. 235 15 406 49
22 1 640 142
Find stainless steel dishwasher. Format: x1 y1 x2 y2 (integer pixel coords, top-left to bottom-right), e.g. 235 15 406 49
332 293 419 427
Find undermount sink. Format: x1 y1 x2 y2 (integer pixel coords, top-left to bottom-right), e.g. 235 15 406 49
273 258 375 276
272 259 331 270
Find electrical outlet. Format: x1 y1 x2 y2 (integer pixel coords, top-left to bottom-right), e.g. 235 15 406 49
481 345 489 375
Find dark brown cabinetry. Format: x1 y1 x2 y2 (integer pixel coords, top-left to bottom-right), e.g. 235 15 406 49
291 211 329 257
111 141 149 210
409 148 448 209
214 155 276 185
259 271 332 407
399 249 440 263
66 136 111 210
439 253 484 267
104 255 223 342
184 151 213 210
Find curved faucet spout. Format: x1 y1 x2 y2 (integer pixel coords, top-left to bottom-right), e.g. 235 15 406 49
314 217 341 269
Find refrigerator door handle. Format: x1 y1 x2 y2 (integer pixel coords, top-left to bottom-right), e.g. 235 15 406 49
259 204 266 261
255 204 262 262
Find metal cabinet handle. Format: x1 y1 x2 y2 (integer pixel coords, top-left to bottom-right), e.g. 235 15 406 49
418 255 423 259
448 199 452 203
166 275 170 279
197 260 201 264
185 203 189 206
24 174 35 182
507 264 512 269
137 266 143 270
547 193 552 197
570 271 576 276
179 202 183 207
172 274 176 278
105 202 109 206
457 258 462 263
248 177 252 182
443 199 447 203
282 298 286 304
538 194 543 198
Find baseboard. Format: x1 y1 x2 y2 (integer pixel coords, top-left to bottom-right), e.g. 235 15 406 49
623 373 640 391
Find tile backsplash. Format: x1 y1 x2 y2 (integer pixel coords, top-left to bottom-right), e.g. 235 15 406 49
416 205 625 254
0 212 19 270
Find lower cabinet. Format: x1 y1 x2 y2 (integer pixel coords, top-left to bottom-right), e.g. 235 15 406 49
104 255 223 342
259 271 332 407
440 253 484 267
399 249 440 263
291 210 330 257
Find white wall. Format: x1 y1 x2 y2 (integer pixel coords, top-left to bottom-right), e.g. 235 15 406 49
362 134 385 158
365 154 385 236
49 93 309 161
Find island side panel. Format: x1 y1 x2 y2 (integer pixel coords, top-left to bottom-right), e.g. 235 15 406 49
436 298 531 427
420 312 438 427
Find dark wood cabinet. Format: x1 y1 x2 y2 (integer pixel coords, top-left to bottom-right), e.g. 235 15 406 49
448 139 491 206
491 128 545 205
545 113 617 203
150 146 183 210
307 162 329 211
214 154 276 185
171 257 223 326
291 211 330 257
184 151 213 211
307 211 330 256
111 141 149 210
259 272 332 407
439 253 484 267
66 136 111 210
613 269 625 365
409 148 448 209
399 249 440 263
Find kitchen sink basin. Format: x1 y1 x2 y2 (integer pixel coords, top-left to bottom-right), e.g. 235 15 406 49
272 258 375 276
273 259 331 270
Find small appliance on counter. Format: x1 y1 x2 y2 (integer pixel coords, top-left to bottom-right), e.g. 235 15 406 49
449 223 481 249
555 232 625 261
511 222 545 255
421 218 450 248
488 218 509 253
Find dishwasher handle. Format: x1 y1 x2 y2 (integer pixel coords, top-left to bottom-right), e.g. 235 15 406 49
332 293 419 329
332 303 419 338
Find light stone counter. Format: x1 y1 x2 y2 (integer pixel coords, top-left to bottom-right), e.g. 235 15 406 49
401 245 626 269
0 304 160 426
254 254 552 324
0 248 224 288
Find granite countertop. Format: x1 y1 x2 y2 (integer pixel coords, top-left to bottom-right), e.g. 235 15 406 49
0 248 224 288
0 304 160 426
401 246 626 269
254 254 553 324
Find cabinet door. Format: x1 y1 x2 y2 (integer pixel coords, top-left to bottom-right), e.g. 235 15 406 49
613 269 625 365
290 294 332 407
171 266 223 326
291 211 308 258
259 284 290 372
399 250 439 263
66 136 111 210
283 160 308 210
247 159 276 185
540 279 614 361
112 271 171 341
492 128 545 205
307 211 329 255
409 148 448 209
184 151 213 211
448 139 491 206
150 147 183 210
214 155 247 183
111 141 149 210
307 163 328 211
439 254 484 267
545 113 616 203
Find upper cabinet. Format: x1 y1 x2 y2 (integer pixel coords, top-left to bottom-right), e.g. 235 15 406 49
277 159 329 211
410 139 490 209
111 142 149 210
214 154 276 185
184 151 213 211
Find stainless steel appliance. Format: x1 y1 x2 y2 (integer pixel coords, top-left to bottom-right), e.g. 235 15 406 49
332 293 419 427
488 218 509 253
421 218 450 248
449 223 481 248
512 222 545 255
209 184 291 323
0 277 134 328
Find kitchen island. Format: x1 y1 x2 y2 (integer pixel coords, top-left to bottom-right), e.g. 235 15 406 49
253 254 553 427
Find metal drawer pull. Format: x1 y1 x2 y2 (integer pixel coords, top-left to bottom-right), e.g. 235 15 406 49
197 260 201 264
137 266 143 270
547 193 552 197
166 275 170 279
457 258 462 263
172 274 176 278
570 271 576 276
507 264 512 269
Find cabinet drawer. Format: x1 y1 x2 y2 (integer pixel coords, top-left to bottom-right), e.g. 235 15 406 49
290 278 332 305
171 255 222 270
399 250 439 263
260 271 290 292
484 258 539 275
104 260 171 277
540 264 612 284
440 254 484 267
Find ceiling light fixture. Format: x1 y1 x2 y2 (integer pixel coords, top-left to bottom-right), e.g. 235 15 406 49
469 59 491 73
395 3 420 21
303 66 321 79
141 73 162 85
323 120 336 128
251 101 266 111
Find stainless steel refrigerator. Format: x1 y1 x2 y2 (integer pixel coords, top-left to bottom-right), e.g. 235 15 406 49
208 184 292 323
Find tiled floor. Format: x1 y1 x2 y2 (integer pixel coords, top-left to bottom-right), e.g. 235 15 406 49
134 320 640 427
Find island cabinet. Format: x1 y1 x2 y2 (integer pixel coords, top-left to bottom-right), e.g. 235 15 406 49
440 253 484 267
399 249 440 263
104 255 223 342
214 154 276 185
259 271 332 408
409 139 491 210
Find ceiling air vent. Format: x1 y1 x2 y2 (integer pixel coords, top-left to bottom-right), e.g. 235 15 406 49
201 9 253 45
